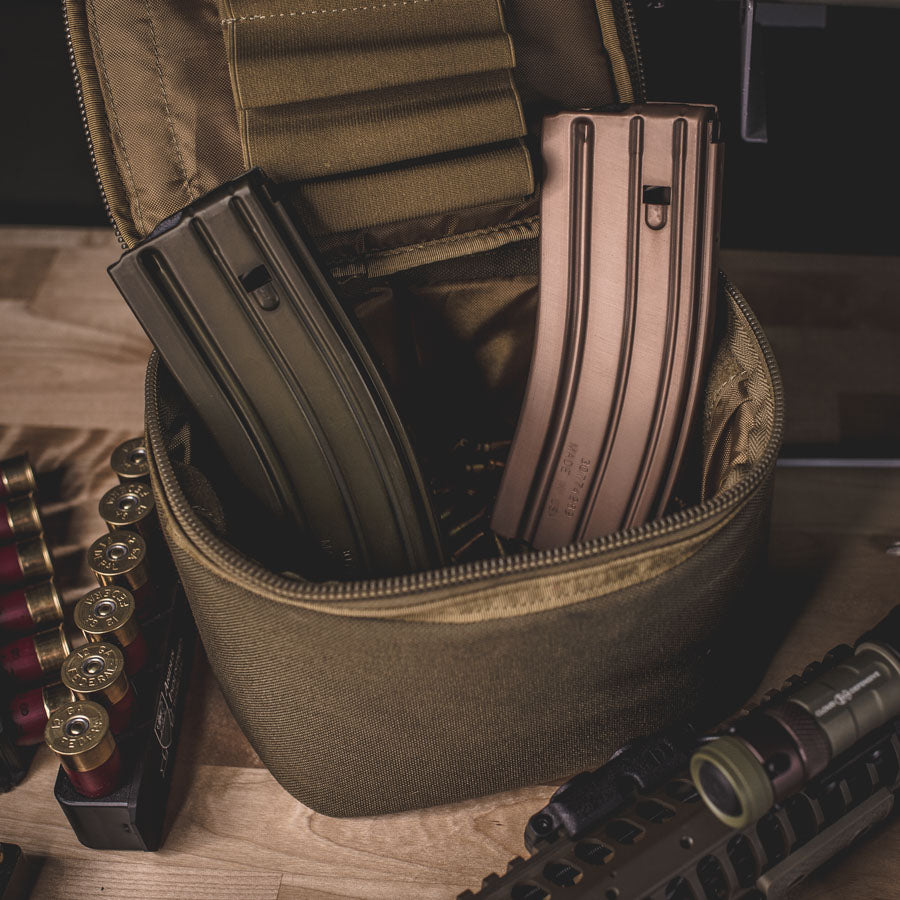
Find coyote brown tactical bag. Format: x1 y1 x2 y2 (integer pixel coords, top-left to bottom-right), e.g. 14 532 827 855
64 0 784 815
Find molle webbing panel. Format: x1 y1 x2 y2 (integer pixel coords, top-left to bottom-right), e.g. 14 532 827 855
218 0 534 234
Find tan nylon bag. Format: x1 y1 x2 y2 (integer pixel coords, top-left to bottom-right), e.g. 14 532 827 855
64 0 783 815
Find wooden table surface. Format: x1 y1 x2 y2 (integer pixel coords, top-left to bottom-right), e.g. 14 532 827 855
0 227 898 899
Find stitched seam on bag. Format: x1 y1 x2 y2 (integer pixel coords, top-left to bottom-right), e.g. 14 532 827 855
221 4 255 168
86 0 148 234
491 0 525 138
705 367 751 423
329 216 539 270
222 0 433 25
143 0 194 203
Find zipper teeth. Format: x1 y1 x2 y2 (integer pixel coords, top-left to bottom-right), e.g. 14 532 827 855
621 0 647 101
60 0 127 249
146 279 784 602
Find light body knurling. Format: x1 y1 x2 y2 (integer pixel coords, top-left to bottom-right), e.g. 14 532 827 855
1 495 43 544
0 454 37 500
60 642 129 706
692 628 900 830
45 699 115 772
88 530 148 591
110 437 150 484
98 482 156 535
785 644 900 758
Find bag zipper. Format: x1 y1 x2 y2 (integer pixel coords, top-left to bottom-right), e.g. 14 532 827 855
145 278 784 604
594 0 647 104
61 0 127 249
620 0 647 101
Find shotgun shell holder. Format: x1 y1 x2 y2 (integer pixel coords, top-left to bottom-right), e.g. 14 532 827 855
45 700 122 799
53 584 197 850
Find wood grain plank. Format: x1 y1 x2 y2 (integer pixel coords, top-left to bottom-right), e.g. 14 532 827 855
764 327 900 446
28 242 141 338
720 249 900 331
27 855 283 900
0 750 545 900
0 246 58 302
721 249 900 450
0 301 149 430
770 467 900 535
0 227 122 250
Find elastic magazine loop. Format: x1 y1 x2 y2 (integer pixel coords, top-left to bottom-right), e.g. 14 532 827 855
217 0 534 234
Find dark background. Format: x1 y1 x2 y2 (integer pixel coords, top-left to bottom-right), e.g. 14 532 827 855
4 0 900 254
1 2 105 227
635 0 899 255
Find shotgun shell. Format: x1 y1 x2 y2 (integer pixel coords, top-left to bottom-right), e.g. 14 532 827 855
0 623 72 686
0 454 37 501
0 495 43 545
0 537 53 587
100 482 172 584
8 681 73 746
60 642 135 733
98 482 156 536
88 530 152 609
0 580 63 635
110 437 150 485
45 700 123 798
74 586 147 676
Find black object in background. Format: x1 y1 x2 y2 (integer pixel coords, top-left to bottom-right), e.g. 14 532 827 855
0 843 32 899
1 1 107 227
633 1 900 255
0 718 34 795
